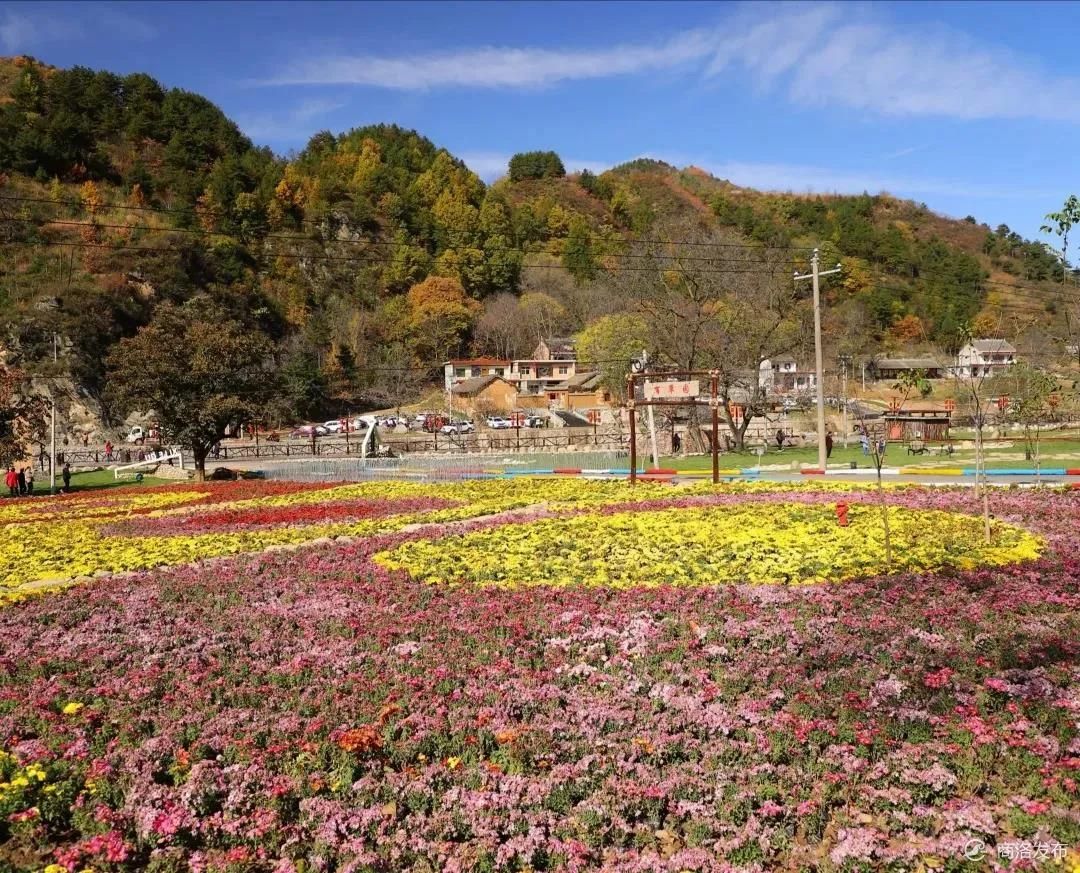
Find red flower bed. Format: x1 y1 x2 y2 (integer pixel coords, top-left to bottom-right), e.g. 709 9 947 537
108 496 461 535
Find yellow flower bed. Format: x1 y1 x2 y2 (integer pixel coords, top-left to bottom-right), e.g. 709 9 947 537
1 479 1045 600
0 479 674 595
0 748 50 815
148 478 666 516
0 488 212 524
374 503 1043 588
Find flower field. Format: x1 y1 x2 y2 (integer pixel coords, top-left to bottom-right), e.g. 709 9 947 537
0 479 1078 871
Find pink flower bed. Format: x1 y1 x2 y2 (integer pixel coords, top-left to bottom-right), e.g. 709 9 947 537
0 487 1076 871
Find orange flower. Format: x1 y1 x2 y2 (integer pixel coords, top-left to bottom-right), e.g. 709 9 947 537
494 728 520 745
336 725 382 754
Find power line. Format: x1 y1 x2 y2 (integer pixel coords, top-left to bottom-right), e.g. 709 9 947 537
0 214 810 268
0 236 805 276
0 194 813 254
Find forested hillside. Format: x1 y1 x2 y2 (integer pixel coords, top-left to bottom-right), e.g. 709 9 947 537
0 55 1074 429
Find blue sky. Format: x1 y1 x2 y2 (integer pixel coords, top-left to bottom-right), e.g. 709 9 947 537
2 0 1077 240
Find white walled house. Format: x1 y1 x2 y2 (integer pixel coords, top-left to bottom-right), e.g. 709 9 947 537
954 340 1016 378
509 338 577 397
759 356 816 393
443 358 511 391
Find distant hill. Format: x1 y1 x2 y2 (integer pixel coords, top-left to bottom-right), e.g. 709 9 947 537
0 55 1073 428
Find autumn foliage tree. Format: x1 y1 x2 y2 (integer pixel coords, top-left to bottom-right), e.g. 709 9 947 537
105 299 274 480
576 313 650 403
404 276 481 365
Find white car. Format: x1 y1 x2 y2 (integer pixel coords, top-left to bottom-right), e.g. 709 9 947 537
124 426 147 444
440 420 475 435
289 424 329 439
323 420 344 434
486 416 512 429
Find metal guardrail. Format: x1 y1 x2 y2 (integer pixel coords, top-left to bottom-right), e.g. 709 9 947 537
259 450 632 483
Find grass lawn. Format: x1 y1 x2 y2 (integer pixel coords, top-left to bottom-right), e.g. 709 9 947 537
9 469 173 497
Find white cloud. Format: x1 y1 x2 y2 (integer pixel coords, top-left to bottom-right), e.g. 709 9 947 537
95 6 157 41
465 148 1050 199
882 145 929 161
263 29 713 89
708 3 1080 123
261 2 1080 123
237 98 346 144
0 5 153 53
644 153 1055 201
0 9 78 51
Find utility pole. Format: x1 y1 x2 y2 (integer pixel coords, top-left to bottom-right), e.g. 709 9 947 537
794 250 841 471
630 350 656 466
641 349 660 470
49 331 57 494
839 354 850 448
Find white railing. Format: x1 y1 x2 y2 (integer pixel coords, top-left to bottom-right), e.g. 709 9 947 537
113 450 185 479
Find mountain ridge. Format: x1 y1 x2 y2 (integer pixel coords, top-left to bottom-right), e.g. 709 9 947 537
0 55 1073 428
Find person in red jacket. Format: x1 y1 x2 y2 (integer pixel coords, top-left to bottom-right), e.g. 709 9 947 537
5 467 17 497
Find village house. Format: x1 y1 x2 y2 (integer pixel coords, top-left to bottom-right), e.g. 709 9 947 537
443 357 511 391
872 356 946 380
883 400 952 443
759 356 816 393
954 339 1016 378
449 375 519 416
545 371 612 410
509 338 577 396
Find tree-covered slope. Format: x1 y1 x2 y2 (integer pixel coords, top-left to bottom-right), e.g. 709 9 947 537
0 56 1072 428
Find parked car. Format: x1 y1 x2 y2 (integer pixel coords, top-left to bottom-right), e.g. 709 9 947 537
486 416 512 429
440 419 475 435
323 420 344 434
124 427 149 447
289 424 329 439
523 415 544 428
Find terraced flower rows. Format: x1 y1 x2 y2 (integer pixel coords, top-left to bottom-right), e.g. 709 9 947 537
0 479 1077 871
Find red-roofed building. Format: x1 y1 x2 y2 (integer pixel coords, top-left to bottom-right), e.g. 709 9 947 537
443 357 511 391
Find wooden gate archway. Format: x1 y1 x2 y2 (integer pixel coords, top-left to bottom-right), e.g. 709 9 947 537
626 370 722 485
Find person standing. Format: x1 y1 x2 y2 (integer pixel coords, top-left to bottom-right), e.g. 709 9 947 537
62 463 72 492
860 433 870 456
825 431 834 460
5 467 17 497
775 428 785 450
671 431 681 454
16 467 26 496
104 440 113 462
25 468 34 496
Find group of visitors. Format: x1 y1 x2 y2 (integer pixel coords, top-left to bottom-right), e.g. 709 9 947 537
5 466 34 497
5 463 71 496
859 433 888 457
